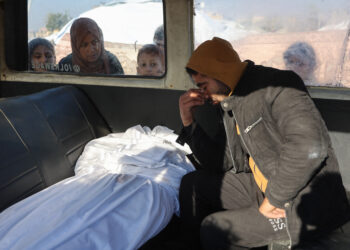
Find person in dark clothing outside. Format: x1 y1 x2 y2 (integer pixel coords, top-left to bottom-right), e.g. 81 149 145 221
176 37 350 250
153 25 164 50
59 17 124 75
283 42 317 86
153 25 165 69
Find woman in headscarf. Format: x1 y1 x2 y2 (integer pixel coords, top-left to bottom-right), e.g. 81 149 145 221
59 17 124 75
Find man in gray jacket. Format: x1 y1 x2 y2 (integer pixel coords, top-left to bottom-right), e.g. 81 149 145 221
176 37 350 249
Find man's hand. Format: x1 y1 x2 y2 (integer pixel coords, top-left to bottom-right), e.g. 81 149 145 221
259 197 286 219
179 89 208 126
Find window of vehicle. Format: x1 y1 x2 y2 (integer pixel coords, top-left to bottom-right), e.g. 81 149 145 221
194 0 350 88
28 0 165 77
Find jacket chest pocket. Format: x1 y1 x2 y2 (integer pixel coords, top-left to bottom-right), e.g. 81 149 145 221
242 115 280 158
244 117 262 134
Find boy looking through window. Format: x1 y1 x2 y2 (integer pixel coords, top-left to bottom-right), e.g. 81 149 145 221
137 44 164 76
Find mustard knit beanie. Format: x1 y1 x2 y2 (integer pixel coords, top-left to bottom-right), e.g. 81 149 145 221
186 37 247 91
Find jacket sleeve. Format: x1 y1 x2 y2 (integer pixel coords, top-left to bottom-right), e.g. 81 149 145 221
176 121 229 172
265 74 329 208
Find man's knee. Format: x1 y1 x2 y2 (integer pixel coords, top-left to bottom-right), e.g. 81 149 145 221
200 214 236 250
201 215 219 249
200 208 276 250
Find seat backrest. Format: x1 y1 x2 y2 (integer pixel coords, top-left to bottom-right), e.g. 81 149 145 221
313 98 350 192
0 86 110 211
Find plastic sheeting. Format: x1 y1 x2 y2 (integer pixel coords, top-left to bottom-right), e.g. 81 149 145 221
0 125 195 250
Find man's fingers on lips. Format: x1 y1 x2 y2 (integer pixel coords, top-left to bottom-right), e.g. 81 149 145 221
188 95 205 103
189 88 205 95
184 96 197 102
189 96 203 103
189 92 201 98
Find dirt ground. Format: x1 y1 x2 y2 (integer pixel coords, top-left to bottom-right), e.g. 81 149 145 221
232 29 350 87
54 30 350 87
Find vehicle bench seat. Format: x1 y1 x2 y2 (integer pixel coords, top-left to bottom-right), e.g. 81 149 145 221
0 86 110 212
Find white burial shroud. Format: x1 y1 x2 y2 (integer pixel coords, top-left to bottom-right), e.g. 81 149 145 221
0 125 195 250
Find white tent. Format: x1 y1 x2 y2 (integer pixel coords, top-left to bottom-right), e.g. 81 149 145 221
48 1 252 46
48 1 164 45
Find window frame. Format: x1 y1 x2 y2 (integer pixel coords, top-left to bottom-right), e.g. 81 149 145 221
192 0 350 91
0 0 194 91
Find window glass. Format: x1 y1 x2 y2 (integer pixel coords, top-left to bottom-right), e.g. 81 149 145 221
28 0 165 77
194 0 350 88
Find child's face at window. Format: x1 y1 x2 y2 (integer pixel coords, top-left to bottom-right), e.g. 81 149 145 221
31 45 56 72
137 53 164 76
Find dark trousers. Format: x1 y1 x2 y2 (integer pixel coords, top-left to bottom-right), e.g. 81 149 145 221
179 170 289 250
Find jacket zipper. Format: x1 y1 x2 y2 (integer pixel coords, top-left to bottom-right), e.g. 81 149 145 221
222 117 237 172
232 111 293 248
231 111 258 172
244 117 263 134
